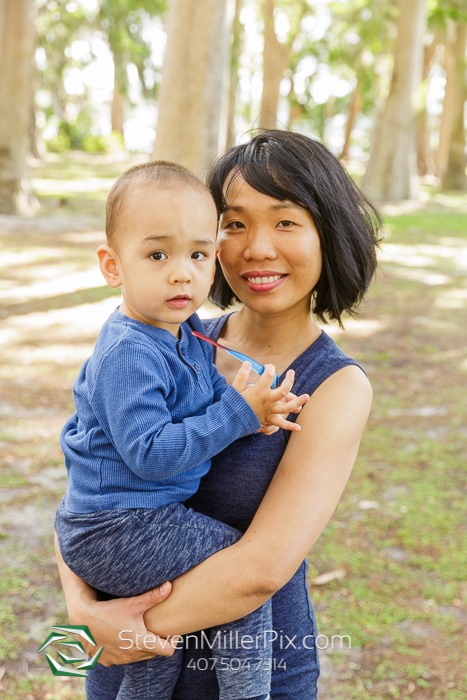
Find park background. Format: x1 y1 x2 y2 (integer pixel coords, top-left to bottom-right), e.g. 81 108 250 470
0 0 466 698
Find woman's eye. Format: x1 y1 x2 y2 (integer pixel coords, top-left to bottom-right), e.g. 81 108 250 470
225 220 245 231
191 251 208 260
150 252 167 261
278 220 294 228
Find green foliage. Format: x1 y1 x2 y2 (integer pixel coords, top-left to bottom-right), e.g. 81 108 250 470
45 109 126 153
34 0 98 111
82 131 126 153
99 0 166 99
46 132 72 153
288 0 399 138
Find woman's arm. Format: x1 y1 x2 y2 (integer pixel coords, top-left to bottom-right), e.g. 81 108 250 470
143 364 372 636
54 532 175 664
57 365 371 650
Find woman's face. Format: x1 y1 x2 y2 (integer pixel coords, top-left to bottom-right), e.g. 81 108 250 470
217 175 322 316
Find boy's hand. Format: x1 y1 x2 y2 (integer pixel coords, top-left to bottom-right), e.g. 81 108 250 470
258 391 304 434
232 362 309 432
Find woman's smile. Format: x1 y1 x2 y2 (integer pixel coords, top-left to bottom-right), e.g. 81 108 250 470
241 271 288 293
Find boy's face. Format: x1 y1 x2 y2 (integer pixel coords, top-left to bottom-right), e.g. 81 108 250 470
101 184 218 335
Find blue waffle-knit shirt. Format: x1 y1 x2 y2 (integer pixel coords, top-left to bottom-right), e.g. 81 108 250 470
61 308 261 513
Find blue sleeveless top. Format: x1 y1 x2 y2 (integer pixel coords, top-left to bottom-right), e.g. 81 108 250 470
185 313 364 532
85 312 364 700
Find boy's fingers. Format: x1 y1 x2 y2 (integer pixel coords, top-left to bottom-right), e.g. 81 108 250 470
272 369 295 398
268 414 301 432
231 361 252 392
257 363 276 389
257 424 280 435
271 394 309 416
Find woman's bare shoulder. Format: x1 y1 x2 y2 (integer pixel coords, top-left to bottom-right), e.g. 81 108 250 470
289 363 372 453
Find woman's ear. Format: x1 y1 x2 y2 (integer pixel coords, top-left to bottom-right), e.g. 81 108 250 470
97 245 121 288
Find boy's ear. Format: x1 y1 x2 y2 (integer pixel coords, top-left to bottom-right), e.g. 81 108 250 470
97 245 121 288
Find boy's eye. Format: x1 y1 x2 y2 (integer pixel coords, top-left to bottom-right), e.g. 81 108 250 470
150 252 167 261
191 251 208 261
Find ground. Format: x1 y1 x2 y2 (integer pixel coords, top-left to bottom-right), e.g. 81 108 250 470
0 153 466 699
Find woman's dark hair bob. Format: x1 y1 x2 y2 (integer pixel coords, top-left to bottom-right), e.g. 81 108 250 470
207 129 382 327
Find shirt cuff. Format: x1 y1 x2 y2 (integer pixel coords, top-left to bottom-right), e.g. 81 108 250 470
219 384 262 434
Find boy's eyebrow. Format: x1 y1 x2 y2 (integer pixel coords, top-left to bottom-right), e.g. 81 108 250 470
140 234 214 248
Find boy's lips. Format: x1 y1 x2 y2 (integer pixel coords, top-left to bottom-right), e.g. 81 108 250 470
242 271 287 293
166 295 191 309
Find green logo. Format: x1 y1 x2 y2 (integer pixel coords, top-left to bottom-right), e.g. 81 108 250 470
37 625 103 677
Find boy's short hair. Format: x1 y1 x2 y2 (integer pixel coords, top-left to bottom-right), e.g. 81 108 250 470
105 161 212 248
207 130 382 327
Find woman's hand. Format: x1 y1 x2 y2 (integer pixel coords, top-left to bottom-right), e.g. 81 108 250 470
54 532 175 665
78 585 176 665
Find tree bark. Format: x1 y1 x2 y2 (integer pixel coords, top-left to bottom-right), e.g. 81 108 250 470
416 34 439 176
225 0 243 150
361 0 426 202
259 0 291 130
435 22 456 177
0 0 38 214
151 0 230 178
111 51 126 134
111 87 125 134
442 22 467 191
340 82 361 160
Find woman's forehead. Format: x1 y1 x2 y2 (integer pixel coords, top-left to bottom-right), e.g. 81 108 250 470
222 178 305 215
223 173 292 205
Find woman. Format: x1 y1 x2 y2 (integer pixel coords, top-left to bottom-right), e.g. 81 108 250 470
55 129 380 699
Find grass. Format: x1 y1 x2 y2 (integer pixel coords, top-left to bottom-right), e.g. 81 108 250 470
0 152 466 698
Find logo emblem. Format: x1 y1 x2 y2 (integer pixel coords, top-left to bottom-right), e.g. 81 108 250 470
37 625 103 677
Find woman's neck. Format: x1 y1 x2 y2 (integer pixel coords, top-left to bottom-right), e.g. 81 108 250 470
221 302 322 370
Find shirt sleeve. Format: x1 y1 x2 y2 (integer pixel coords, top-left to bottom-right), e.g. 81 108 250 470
210 359 230 402
89 340 261 481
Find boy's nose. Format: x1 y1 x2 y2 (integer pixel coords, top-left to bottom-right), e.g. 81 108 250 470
169 265 192 284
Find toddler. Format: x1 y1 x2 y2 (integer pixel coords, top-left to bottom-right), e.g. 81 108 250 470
55 161 308 700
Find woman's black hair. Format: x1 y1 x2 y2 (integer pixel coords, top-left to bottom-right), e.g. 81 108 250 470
207 129 382 327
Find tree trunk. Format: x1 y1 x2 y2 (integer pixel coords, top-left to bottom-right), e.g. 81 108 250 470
442 22 467 191
435 22 456 177
340 82 361 160
0 0 38 215
416 34 439 176
225 0 243 150
259 0 291 130
111 52 126 134
111 88 125 134
361 0 426 202
151 0 230 178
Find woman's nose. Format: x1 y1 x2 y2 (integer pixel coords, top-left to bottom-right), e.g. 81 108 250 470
243 229 277 261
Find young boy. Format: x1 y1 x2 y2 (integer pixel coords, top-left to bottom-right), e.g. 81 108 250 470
55 162 308 700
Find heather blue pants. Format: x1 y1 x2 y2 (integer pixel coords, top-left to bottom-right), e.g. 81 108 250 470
55 498 272 700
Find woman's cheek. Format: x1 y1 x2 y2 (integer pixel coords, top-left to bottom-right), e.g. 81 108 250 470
217 239 241 276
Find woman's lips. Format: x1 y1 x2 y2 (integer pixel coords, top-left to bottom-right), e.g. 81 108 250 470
242 273 287 293
166 296 191 308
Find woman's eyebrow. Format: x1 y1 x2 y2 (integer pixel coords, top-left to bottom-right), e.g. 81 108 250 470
223 202 301 213
269 202 302 211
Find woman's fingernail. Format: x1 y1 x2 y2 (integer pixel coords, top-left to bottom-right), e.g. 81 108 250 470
159 582 170 594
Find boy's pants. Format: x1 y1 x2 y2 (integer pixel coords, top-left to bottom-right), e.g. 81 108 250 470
55 498 272 700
